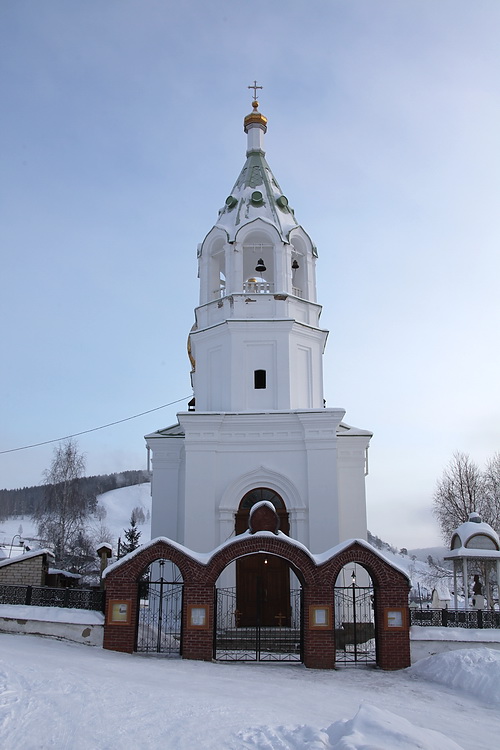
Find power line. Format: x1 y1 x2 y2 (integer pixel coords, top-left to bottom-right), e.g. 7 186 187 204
0 396 191 455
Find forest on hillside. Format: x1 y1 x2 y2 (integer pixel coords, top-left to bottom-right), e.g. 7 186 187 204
0 470 149 521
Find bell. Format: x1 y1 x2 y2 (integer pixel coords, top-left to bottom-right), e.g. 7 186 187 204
255 258 266 273
292 259 299 270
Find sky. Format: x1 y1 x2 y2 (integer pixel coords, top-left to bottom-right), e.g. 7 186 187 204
1 1 499 549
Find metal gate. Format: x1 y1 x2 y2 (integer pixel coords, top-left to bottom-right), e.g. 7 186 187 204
136 560 183 656
214 586 303 662
334 584 376 666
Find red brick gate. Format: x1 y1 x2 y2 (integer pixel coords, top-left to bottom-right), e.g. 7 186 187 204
103 532 410 670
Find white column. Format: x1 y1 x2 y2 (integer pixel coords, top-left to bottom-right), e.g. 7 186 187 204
463 557 468 611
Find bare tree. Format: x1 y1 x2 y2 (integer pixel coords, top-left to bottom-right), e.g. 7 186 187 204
432 451 497 541
35 439 89 566
483 452 500 532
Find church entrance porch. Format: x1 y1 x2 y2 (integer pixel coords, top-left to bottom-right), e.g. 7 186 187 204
136 560 183 656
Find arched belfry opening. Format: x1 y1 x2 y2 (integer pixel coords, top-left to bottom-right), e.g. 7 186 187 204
234 489 292 629
242 233 275 294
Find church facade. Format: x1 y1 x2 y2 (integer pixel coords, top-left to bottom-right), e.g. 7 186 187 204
145 96 372 557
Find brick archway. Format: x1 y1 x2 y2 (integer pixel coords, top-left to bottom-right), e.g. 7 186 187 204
103 535 410 670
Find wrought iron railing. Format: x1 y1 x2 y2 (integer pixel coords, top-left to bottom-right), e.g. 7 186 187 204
214 586 303 662
410 608 500 629
0 583 105 612
334 585 376 666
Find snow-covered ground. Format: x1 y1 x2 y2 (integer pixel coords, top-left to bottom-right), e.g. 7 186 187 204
0 634 499 749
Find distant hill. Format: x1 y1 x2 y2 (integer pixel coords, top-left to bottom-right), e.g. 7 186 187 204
0 481 152 564
0 470 150 521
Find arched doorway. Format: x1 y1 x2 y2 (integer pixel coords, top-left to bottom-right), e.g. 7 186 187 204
333 564 376 666
235 489 291 627
136 559 183 656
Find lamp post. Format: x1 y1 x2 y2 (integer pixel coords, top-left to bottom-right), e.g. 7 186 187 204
9 534 24 558
351 569 358 662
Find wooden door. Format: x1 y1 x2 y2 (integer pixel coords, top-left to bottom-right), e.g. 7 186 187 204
235 488 291 627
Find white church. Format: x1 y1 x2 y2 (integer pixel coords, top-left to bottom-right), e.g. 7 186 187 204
145 93 372 573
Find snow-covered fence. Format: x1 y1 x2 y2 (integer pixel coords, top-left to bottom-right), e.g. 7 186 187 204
0 583 105 612
410 608 500 629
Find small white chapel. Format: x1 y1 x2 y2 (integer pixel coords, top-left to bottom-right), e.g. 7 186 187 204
145 90 372 560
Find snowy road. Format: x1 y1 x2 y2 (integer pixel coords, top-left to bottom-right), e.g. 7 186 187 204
1 634 499 749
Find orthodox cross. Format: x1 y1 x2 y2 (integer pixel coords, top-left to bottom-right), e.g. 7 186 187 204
248 80 263 101
274 612 286 627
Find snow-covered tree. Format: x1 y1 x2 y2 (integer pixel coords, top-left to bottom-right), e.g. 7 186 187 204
35 439 90 566
120 512 142 557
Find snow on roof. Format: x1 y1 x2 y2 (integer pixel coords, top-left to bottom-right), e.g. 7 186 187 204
337 421 373 437
48 568 81 579
431 583 452 601
145 421 185 438
214 150 300 244
103 533 410 581
0 548 55 569
444 547 500 561
249 500 275 516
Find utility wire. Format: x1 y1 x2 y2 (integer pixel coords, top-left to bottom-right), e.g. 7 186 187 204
0 396 191 455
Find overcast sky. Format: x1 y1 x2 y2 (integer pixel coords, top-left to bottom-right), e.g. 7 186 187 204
1 1 499 549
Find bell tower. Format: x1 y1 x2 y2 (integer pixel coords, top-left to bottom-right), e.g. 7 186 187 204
192 97 326 413
146 89 372 555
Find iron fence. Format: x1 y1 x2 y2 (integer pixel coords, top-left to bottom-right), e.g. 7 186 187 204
410 608 500 629
136 581 183 655
0 583 105 612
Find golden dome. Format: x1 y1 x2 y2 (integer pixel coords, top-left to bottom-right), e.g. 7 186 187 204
244 101 268 133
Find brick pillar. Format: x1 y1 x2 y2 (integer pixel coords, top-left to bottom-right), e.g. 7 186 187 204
182 584 214 662
103 579 138 654
375 585 411 670
303 584 336 669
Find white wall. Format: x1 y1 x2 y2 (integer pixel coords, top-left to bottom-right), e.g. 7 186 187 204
0 614 103 646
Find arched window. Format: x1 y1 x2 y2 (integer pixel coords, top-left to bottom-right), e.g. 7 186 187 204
236 488 288 534
465 534 499 550
254 369 267 389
